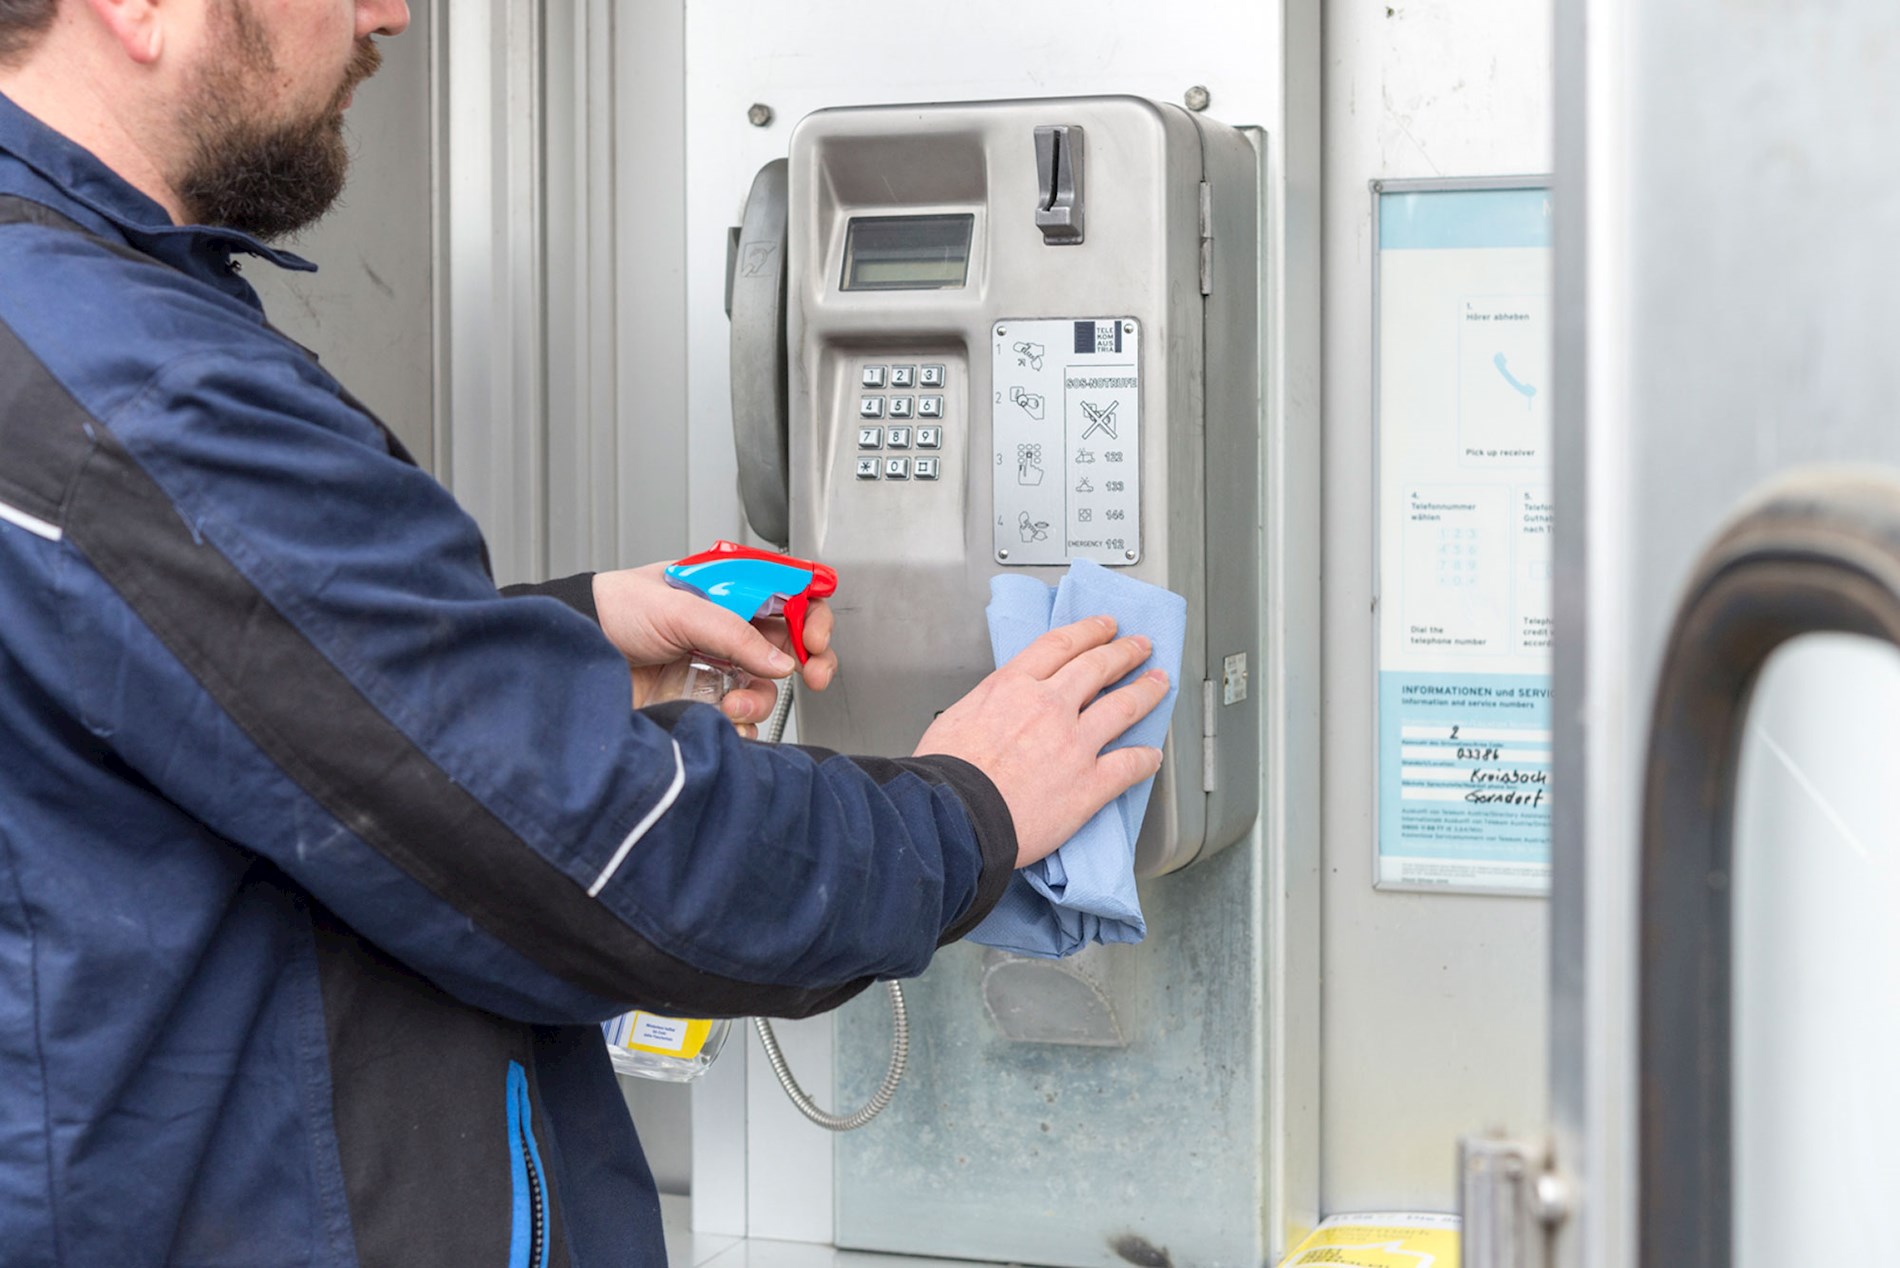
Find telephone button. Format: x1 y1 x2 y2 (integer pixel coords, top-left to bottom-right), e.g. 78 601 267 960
913 457 940 481
888 396 913 419
915 426 942 449
884 457 910 480
886 427 912 449
890 365 916 389
855 457 880 480
919 364 946 388
858 426 883 448
858 396 885 418
861 365 887 388
918 396 944 418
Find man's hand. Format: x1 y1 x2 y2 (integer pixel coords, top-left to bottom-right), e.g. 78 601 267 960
592 564 838 734
913 617 1168 868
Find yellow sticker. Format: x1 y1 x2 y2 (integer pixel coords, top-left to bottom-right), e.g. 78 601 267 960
618 1012 714 1059
1278 1214 1460 1268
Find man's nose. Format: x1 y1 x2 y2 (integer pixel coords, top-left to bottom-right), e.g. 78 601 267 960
358 0 412 39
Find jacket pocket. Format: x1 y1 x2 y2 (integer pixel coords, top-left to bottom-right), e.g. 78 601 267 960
507 1061 549 1268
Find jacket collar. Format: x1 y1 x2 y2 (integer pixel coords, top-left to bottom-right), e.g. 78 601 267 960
0 90 316 297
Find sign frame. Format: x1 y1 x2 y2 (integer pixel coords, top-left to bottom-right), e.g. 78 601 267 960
1371 174 1556 897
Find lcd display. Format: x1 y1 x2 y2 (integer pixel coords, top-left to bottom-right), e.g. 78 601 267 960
842 215 974 291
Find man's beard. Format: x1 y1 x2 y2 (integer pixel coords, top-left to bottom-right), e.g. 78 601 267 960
173 2 381 242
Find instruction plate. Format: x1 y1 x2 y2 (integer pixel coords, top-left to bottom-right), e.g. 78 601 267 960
991 317 1141 566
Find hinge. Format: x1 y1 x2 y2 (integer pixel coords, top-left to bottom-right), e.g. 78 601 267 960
1459 1135 1569 1268
1198 181 1213 295
1201 679 1217 792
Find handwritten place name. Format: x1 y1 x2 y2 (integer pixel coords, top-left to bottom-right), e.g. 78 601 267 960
1465 788 1546 808
1468 768 1547 787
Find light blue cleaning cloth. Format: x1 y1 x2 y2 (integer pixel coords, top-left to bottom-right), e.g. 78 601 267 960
967 558 1187 959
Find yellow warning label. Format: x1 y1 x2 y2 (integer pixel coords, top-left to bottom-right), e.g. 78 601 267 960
1278 1214 1460 1268
618 1012 714 1059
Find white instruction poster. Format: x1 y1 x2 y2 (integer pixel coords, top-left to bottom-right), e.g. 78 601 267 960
1375 181 1553 894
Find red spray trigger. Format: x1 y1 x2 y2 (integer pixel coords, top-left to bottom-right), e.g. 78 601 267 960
663 541 838 666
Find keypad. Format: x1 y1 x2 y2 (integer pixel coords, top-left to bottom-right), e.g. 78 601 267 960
855 360 947 489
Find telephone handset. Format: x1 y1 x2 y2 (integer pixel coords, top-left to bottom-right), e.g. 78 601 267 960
726 159 792 546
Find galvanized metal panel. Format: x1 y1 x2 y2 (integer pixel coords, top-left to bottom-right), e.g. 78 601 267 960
1320 0 1554 1214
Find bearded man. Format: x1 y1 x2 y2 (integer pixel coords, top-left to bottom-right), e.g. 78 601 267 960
0 2 1169 1264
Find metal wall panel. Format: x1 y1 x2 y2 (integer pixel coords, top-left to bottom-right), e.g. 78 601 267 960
248 2 438 468
1320 0 1554 1213
1553 4 1900 1266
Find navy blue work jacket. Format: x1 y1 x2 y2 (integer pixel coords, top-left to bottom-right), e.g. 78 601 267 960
0 92 1014 1266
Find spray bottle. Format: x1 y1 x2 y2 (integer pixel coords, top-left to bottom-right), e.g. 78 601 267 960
604 541 839 1083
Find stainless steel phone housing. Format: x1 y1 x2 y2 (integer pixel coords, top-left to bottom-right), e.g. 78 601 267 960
785 96 1260 875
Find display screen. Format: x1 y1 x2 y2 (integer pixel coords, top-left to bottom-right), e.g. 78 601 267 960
842 215 974 291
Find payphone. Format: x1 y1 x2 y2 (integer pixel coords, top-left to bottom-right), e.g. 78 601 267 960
728 95 1263 875
719 96 1281 1265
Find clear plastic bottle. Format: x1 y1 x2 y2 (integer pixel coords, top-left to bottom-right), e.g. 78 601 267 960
603 1012 733 1082
648 653 751 708
601 650 750 1082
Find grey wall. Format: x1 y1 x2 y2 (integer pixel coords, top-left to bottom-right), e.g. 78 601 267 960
247 5 438 470
1320 0 1553 1212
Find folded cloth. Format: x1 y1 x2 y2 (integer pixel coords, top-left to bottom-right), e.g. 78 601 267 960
967 558 1187 958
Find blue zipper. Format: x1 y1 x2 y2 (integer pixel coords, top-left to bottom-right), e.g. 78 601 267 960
506 1061 549 1268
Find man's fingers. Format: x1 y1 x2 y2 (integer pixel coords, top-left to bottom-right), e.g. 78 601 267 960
1006 616 1118 681
1080 668 1170 751
686 607 799 681
1050 634 1153 708
720 682 781 727
800 600 834 657
799 648 838 692
1093 745 1165 802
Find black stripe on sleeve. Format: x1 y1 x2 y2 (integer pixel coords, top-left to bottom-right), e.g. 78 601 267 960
0 327 875 1020
502 573 600 625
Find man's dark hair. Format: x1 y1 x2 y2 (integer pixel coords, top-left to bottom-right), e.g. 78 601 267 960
0 0 56 65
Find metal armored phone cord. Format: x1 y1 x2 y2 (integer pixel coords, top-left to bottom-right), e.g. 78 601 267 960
752 679 910 1131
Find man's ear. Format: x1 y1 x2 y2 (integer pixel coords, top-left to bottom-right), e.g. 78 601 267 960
79 0 165 66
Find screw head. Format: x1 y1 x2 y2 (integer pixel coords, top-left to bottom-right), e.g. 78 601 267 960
996 326 1007 337
746 103 774 128
999 549 1011 561
1125 549 1138 561
1183 85 1212 112
1123 321 1135 334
